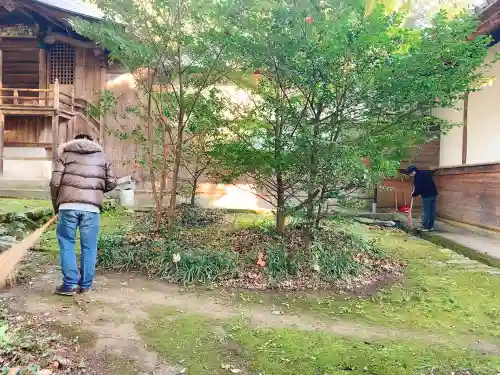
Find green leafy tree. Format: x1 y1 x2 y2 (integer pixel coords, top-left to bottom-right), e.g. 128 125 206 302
213 0 489 244
180 91 229 206
73 0 231 233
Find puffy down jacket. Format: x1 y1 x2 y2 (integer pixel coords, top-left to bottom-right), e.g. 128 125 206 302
50 139 117 211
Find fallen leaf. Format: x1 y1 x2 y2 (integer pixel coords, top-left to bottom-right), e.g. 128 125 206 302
230 369 242 374
53 356 71 369
7 368 20 375
256 252 266 268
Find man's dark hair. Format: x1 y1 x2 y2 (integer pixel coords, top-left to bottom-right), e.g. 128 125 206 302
74 134 93 141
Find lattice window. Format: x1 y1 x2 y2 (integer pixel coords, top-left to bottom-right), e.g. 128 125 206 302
49 43 76 85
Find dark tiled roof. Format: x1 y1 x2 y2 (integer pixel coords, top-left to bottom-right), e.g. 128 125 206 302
33 0 103 20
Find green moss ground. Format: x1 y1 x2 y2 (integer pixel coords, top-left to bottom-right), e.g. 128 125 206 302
228 226 500 342
0 198 52 213
138 308 500 375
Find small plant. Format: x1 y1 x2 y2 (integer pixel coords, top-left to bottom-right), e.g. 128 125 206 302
253 220 276 236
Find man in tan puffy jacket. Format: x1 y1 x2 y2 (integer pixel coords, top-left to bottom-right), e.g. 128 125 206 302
50 134 117 296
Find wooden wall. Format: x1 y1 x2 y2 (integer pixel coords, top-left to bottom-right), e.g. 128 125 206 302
4 116 51 146
435 164 500 230
0 38 39 93
74 49 106 103
401 139 440 170
102 68 141 179
378 140 440 209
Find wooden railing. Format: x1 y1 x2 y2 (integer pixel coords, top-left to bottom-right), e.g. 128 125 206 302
0 79 102 141
0 78 62 109
0 87 55 107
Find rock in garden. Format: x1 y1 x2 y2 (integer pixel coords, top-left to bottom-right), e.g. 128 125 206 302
0 235 17 251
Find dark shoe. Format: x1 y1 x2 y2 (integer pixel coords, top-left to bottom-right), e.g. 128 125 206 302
55 285 78 296
78 287 91 294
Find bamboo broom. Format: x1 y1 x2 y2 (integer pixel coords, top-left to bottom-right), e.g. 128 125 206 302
0 215 57 289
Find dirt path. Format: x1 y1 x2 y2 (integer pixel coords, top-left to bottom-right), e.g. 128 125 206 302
2 266 499 374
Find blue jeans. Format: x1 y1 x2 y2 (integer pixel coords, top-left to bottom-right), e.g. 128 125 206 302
57 210 100 289
421 196 437 230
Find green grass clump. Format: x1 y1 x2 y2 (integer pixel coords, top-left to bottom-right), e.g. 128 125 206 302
97 233 237 284
265 246 299 281
173 248 237 284
312 241 361 280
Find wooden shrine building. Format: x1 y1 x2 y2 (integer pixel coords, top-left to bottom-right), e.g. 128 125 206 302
0 0 106 180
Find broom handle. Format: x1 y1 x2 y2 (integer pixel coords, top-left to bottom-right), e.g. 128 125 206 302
21 215 58 244
42 215 58 230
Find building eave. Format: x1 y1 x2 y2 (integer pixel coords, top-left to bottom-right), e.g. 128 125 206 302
31 0 103 21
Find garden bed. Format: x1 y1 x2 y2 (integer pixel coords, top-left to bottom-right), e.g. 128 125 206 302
97 205 406 292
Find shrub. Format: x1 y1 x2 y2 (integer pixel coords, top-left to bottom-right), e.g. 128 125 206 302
176 204 224 228
317 225 385 259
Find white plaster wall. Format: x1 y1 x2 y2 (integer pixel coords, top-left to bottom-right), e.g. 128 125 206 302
435 43 500 167
3 147 51 180
466 43 500 165
3 160 52 180
434 104 464 167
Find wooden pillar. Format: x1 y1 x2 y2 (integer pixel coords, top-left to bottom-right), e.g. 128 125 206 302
0 50 3 176
0 49 3 107
52 114 59 165
70 86 75 113
462 92 469 165
39 48 47 106
53 78 60 111
0 111 4 177
52 79 60 166
100 66 106 147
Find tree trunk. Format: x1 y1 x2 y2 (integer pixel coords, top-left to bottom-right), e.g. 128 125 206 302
145 84 161 232
167 35 185 236
276 172 285 233
274 98 286 235
154 204 162 232
167 126 184 236
305 116 321 249
315 185 326 228
190 176 198 206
